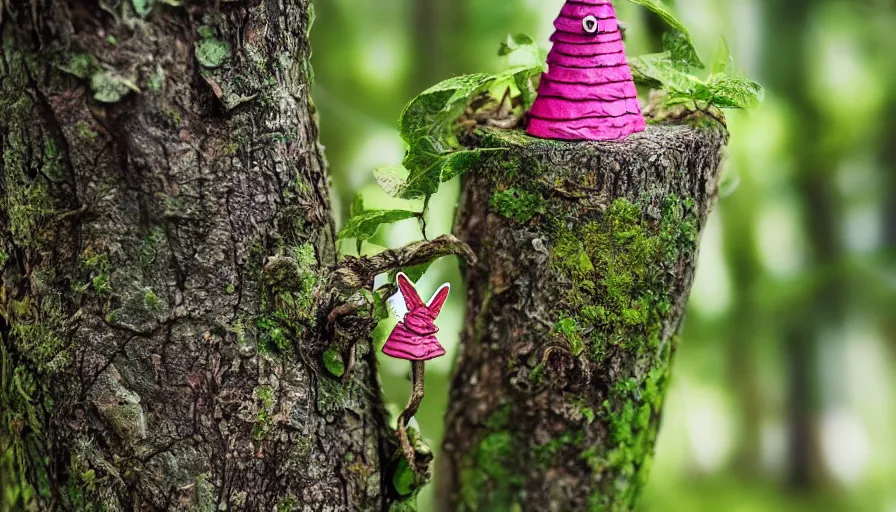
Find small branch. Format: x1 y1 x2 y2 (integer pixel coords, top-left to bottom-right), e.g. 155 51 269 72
327 302 359 325
397 360 427 473
333 234 477 290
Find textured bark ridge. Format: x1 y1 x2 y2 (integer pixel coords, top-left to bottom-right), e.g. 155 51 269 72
0 1 393 510
441 121 728 511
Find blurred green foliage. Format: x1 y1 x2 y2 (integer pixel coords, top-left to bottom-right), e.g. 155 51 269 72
312 0 896 510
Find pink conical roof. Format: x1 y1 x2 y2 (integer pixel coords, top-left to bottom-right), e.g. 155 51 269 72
527 0 646 141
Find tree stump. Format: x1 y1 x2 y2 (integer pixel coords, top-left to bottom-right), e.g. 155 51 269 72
440 120 729 511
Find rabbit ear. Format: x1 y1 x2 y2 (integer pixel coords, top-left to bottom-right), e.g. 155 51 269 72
396 272 425 310
426 283 450 318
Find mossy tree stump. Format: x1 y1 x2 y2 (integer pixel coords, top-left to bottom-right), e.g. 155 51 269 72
440 121 729 511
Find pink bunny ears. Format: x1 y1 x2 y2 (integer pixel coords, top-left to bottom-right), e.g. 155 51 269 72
395 272 450 318
381 273 451 473
382 273 449 362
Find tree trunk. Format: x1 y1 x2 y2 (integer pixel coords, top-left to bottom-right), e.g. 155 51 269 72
0 1 396 510
439 119 729 511
762 0 836 489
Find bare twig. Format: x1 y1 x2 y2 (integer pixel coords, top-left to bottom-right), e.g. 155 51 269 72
327 302 359 325
333 235 477 290
397 360 426 473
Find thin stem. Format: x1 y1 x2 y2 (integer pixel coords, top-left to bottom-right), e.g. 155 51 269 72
419 195 431 241
397 360 426 469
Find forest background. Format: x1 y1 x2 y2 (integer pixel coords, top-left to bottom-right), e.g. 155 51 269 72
312 0 896 510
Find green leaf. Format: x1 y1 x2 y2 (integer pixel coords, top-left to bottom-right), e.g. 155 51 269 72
662 31 703 69
90 71 139 103
195 39 231 69
400 136 449 199
350 193 365 218
348 193 368 253
384 35 543 202
631 52 763 110
707 39 764 108
361 289 392 321
514 68 541 110
399 73 492 143
386 144 493 200
322 349 345 378
625 0 702 68
498 35 545 109
336 210 418 241
629 53 708 95
389 262 432 284
392 458 417 496
711 38 734 77
398 67 539 146
132 0 153 17
368 290 391 321
374 165 411 198
498 33 534 57
499 33 545 71
439 149 486 182
706 75 764 109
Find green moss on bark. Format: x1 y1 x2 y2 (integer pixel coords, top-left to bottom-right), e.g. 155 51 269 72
587 363 671 510
552 197 698 360
447 124 726 511
489 187 544 224
456 405 525 511
1 27 73 506
252 385 276 440
540 193 695 510
256 242 321 356
458 431 524 512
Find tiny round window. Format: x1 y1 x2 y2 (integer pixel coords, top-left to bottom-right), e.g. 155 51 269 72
582 15 599 34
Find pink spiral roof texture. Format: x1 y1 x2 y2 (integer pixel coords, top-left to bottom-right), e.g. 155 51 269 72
527 0 646 141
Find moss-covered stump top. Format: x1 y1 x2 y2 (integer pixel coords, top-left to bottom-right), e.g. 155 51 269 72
442 120 728 512
472 121 728 220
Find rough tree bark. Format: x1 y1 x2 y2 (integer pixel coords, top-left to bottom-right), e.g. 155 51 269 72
439 117 729 511
0 1 401 510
